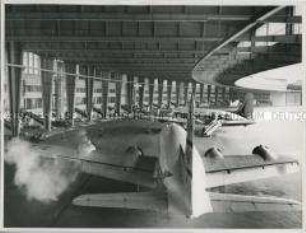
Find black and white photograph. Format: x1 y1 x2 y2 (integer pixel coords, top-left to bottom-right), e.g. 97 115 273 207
0 0 305 230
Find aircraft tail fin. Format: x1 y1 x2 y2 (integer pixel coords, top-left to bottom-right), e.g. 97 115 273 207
235 93 254 119
182 94 213 218
159 94 212 218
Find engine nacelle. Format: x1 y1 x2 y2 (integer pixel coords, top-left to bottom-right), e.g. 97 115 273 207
204 147 224 159
252 145 278 161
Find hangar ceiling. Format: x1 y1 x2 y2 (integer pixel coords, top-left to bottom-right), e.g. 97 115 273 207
5 5 302 84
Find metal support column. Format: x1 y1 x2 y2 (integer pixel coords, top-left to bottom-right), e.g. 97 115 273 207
158 78 163 108
65 63 77 127
229 87 234 102
148 78 154 113
101 72 109 118
138 76 145 109
85 66 94 121
54 60 64 120
207 85 211 104
191 82 196 99
199 84 204 104
126 75 134 112
285 6 294 35
215 86 219 106
7 42 22 137
221 87 226 106
1 1 5 164
167 80 172 108
115 73 122 116
184 82 189 106
41 57 54 131
176 81 180 107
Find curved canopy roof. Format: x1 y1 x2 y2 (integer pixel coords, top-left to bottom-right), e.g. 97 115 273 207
235 63 303 91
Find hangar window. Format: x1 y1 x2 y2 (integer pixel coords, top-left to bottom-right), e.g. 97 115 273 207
108 97 116 103
293 5 302 34
28 52 34 74
23 52 29 73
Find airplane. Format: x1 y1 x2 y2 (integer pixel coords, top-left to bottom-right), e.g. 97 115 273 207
133 98 252 136
137 93 256 137
172 93 255 127
30 93 300 219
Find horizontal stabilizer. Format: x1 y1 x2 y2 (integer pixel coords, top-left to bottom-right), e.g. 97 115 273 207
72 191 168 212
209 192 301 212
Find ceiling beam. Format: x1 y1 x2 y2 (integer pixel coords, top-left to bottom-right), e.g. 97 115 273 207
59 63 196 69
6 35 223 43
73 60 236 68
8 34 300 45
40 55 199 62
6 12 252 22
23 43 233 55
65 64 193 71
238 34 301 44
236 44 301 53
265 15 302 24
60 58 231 69
63 64 194 70
27 45 289 55
118 71 191 75
26 48 231 56
7 12 301 23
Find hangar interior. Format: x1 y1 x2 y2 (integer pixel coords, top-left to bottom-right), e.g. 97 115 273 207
2 5 302 136
1 3 304 228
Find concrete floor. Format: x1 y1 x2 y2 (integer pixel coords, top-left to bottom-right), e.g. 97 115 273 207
4 109 303 228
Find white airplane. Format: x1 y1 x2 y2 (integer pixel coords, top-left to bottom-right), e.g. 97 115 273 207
144 93 256 137
147 110 254 138
31 94 300 219
172 95 255 126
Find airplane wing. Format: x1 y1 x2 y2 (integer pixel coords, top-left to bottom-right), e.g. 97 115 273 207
74 156 159 188
203 154 299 188
42 148 300 215
209 192 301 212
33 144 159 188
220 119 255 127
72 191 168 212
